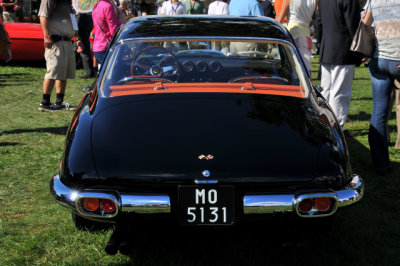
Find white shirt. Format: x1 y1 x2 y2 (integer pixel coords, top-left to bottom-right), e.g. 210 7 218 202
208 1 228 15
159 1 187 15
287 0 316 26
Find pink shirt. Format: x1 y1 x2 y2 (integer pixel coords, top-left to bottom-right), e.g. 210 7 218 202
92 0 121 52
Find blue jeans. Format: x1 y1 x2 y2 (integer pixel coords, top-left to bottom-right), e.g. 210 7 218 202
94 50 107 65
368 58 400 171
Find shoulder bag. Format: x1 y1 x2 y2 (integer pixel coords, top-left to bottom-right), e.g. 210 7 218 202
350 0 376 58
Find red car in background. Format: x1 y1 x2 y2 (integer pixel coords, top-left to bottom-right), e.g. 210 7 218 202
4 22 44 61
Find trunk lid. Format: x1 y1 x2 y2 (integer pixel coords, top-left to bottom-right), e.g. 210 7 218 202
91 93 320 184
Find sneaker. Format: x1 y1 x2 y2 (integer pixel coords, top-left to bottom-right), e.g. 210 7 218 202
79 72 96 79
55 102 76 111
39 103 61 112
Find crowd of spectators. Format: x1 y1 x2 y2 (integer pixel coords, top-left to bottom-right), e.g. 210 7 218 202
0 0 399 174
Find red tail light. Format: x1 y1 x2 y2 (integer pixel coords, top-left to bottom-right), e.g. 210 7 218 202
298 198 313 212
315 197 331 211
83 198 99 211
100 199 116 212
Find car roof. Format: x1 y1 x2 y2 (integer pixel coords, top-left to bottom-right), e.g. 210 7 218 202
116 15 292 42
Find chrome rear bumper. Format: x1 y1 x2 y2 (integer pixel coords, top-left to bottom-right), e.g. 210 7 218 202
50 174 363 219
243 175 364 215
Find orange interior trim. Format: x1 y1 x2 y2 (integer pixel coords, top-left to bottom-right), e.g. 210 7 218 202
108 82 305 98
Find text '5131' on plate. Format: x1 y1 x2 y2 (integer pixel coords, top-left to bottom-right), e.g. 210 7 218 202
178 186 234 225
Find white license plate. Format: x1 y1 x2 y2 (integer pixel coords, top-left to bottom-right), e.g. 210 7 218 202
178 186 234 225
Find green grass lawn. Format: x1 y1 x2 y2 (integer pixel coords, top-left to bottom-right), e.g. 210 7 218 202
0 58 399 265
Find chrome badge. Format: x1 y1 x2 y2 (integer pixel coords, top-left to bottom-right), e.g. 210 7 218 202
198 154 214 160
202 170 211 177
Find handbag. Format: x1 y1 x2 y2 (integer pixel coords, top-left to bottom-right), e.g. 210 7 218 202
350 1 376 58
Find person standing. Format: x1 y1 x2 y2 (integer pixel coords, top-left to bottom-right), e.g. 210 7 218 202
140 0 156 15
118 0 130 21
228 0 263 54
208 0 228 15
183 0 206 14
276 0 317 75
0 0 19 22
159 0 187 15
228 0 263 16
208 0 229 53
363 0 400 173
273 0 285 21
259 0 275 18
0 15 11 62
75 3 96 79
92 0 121 65
38 0 81 111
315 0 361 132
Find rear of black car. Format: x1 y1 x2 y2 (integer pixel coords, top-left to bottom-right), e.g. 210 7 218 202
55 91 358 227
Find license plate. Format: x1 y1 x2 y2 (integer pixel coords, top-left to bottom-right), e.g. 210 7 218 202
178 186 234 225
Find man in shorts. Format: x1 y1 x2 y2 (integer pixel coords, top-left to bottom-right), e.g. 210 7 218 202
38 0 81 112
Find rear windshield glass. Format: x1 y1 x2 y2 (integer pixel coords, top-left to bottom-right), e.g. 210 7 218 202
99 38 310 98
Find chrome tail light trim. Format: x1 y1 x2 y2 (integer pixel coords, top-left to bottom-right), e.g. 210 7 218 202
50 175 171 218
75 191 120 218
294 192 338 218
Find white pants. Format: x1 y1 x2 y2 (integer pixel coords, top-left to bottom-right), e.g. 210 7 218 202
321 64 355 129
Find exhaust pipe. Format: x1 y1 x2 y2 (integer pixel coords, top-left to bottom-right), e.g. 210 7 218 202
105 228 122 255
105 226 133 255
119 240 133 256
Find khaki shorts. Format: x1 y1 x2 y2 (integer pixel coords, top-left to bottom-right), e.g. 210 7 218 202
44 40 76 80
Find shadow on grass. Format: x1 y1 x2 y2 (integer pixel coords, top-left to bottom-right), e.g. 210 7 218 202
1 60 45 68
351 97 373 101
106 136 397 265
0 73 40 88
348 111 371 123
110 219 341 265
0 142 22 146
353 78 371 81
0 126 68 136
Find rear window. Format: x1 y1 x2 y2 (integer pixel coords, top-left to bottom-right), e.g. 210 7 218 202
99 38 310 98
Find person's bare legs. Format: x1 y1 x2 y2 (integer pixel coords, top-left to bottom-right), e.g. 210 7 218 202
43 78 55 95
40 79 71 111
55 80 67 94
43 79 66 95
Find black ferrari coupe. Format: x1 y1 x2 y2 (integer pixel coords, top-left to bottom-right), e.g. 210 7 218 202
50 16 364 255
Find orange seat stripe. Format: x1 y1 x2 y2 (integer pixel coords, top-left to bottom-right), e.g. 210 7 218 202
108 82 305 98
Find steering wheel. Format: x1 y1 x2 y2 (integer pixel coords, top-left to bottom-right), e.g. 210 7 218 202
130 46 181 82
116 76 173 85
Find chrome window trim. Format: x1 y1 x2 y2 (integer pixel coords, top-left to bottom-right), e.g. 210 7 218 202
100 36 311 98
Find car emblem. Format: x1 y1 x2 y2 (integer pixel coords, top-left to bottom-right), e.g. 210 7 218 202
198 154 214 160
202 170 211 177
